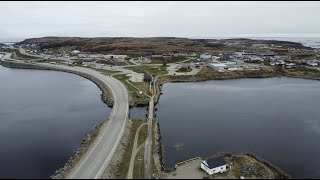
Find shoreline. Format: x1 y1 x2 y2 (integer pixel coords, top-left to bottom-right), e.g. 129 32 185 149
152 67 320 178
1 58 317 179
0 60 117 179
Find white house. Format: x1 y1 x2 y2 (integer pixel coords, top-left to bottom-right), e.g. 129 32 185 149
201 157 228 175
200 53 212 60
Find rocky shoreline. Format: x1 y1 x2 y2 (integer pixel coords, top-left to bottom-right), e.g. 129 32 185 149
51 122 105 179
245 153 291 179
0 60 114 107
0 59 116 179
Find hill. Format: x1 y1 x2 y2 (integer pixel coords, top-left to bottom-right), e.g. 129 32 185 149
17 37 310 56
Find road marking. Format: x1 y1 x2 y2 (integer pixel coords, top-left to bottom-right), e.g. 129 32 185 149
68 69 127 179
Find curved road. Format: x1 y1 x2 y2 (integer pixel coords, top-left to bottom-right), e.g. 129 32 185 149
1 53 129 179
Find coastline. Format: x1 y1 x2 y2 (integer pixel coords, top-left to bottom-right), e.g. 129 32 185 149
152 67 320 179
0 60 114 107
2 58 318 178
154 66 320 103
0 60 116 179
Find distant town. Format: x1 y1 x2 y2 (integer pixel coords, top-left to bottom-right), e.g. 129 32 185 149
1 38 320 76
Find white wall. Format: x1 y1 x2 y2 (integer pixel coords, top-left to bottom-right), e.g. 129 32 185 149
201 162 228 175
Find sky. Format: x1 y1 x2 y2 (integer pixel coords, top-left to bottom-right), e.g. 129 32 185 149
1 1 320 41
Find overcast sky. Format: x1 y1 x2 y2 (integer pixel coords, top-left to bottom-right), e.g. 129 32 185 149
1 1 320 40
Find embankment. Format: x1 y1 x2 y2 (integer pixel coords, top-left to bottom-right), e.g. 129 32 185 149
0 59 115 178
0 60 114 107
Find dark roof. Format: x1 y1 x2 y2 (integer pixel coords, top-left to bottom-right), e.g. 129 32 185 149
204 157 226 169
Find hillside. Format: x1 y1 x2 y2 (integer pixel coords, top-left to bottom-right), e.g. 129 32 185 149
17 37 310 56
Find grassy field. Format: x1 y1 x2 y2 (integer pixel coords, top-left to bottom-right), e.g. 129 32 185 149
126 65 168 76
133 147 145 179
283 67 320 79
137 124 148 147
118 120 146 179
158 66 279 84
131 81 150 93
114 74 150 106
176 68 192 73
10 51 41 60
146 58 185 64
84 66 121 75
96 60 130 66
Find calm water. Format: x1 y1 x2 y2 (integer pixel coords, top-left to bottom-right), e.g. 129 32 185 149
0 65 110 178
129 107 148 120
157 78 320 179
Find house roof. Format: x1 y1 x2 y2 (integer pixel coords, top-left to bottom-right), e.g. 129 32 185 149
204 157 226 169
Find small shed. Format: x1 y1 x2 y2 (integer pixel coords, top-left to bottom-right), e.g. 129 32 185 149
201 157 228 175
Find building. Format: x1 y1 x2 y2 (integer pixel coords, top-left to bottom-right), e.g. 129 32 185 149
307 61 318 67
143 73 152 82
201 157 228 175
208 63 228 72
72 50 81 54
212 56 221 61
178 64 190 71
229 58 244 65
200 53 212 60
220 53 233 61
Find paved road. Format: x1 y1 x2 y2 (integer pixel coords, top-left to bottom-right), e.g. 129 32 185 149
144 98 154 179
1 55 129 179
50 65 129 179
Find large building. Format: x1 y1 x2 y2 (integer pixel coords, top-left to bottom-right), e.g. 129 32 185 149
208 63 228 72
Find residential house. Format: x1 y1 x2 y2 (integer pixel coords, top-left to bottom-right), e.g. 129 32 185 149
178 64 190 71
201 157 229 175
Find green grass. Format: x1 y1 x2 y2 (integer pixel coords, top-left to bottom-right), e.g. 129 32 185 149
133 147 145 179
118 120 146 179
138 124 148 147
114 74 150 106
126 65 168 76
10 52 35 60
126 60 136 65
84 66 121 75
96 60 129 66
176 68 192 73
283 68 320 79
131 81 150 93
